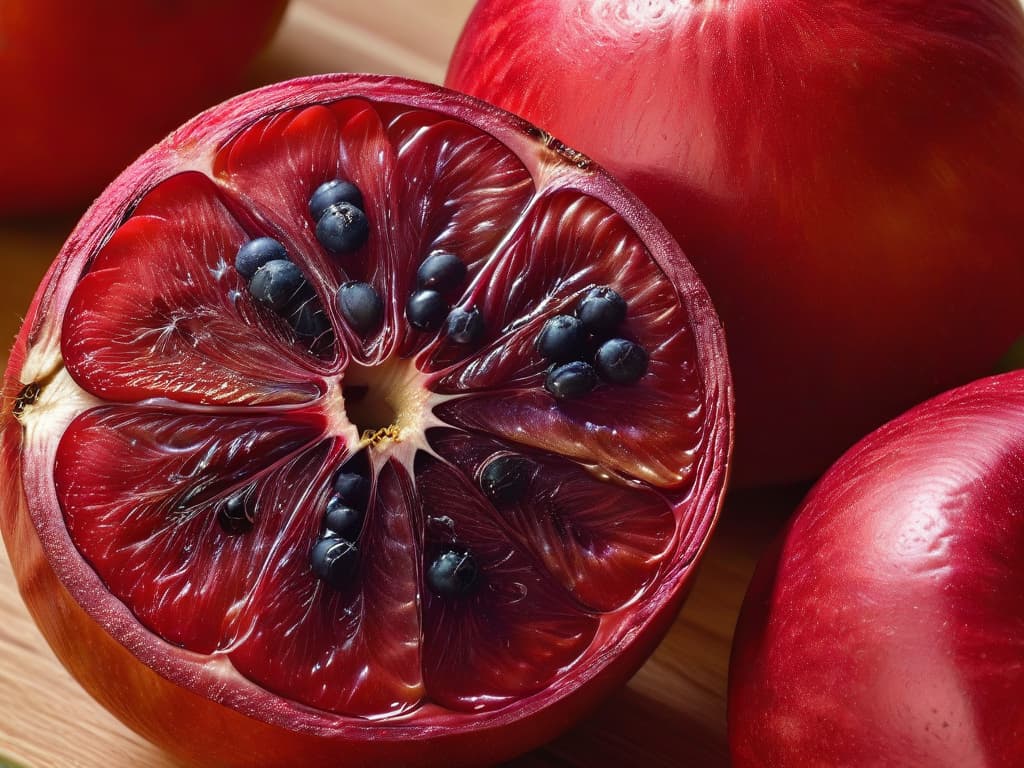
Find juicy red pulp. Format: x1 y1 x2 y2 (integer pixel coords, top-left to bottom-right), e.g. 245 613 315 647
52 97 708 721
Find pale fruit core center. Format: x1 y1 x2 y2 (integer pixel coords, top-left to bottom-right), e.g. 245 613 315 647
341 357 432 451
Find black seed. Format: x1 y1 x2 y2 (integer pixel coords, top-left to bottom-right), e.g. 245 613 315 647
333 471 370 509
595 338 649 384
427 549 479 597
416 251 467 293
282 278 321 331
480 455 532 505
406 289 448 331
235 237 288 280
249 259 307 312
545 360 598 400
577 286 627 336
288 300 332 340
445 306 484 345
336 281 383 336
309 179 363 221
316 202 369 254
218 493 253 535
324 495 364 540
537 314 586 362
311 536 359 590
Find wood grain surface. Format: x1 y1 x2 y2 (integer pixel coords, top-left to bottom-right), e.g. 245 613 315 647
0 2 799 765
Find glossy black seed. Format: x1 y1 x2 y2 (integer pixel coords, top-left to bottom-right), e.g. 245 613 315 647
336 281 383 336
235 237 288 280
281 280 333 345
324 495 364 540
218 493 253 535
480 455 532 505
427 549 479 597
545 360 598 400
288 301 332 340
249 259 307 312
311 536 359 590
445 306 484 345
595 338 649 384
406 289 448 331
316 202 369 254
537 314 586 362
333 471 370 509
416 251 467 293
577 286 627 336
308 179 363 221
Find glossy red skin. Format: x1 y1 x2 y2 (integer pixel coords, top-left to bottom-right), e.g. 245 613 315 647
0 0 287 216
447 0 1024 486
0 75 733 767
728 371 1024 767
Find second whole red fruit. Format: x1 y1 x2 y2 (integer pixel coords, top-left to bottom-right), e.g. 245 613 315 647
729 370 1024 766
447 0 1024 485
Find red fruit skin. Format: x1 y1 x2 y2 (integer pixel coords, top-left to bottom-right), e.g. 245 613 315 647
446 0 1024 486
0 0 288 216
728 371 1024 767
0 74 733 767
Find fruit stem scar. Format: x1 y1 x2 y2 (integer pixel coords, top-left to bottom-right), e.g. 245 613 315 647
12 381 43 420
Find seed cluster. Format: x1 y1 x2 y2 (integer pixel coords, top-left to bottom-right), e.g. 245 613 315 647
310 462 486 599
310 180 369 254
310 467 370 590
235 237 331 342
406 251 483 345
538 286 649 400
233 185 648 600
237 185 492 346
307 179 385 338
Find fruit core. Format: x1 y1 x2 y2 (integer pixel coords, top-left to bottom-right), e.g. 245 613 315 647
338 358 432 449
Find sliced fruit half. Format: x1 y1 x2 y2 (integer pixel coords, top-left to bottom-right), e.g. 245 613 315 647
0 75 732 768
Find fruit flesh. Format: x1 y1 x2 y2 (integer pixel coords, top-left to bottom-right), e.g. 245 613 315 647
1 76 731 765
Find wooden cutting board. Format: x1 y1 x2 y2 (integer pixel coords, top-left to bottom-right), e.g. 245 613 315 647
0 2 799 765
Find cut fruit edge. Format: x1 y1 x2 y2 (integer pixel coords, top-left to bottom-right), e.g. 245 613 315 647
1 74 733 739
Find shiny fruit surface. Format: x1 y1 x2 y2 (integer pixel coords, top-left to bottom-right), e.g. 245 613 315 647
729 371 1024 767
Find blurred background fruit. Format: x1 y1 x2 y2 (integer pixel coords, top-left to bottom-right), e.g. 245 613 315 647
0 0 288 216
447 0 1024 487
729 370 1024 766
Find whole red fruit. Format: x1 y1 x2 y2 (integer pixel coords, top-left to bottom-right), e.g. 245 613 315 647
729 371 1024 766
447 0 1024 485
0 0 287 216
0 74 732 767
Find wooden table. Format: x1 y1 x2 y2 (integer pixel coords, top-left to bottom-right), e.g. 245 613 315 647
0 2 800 765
